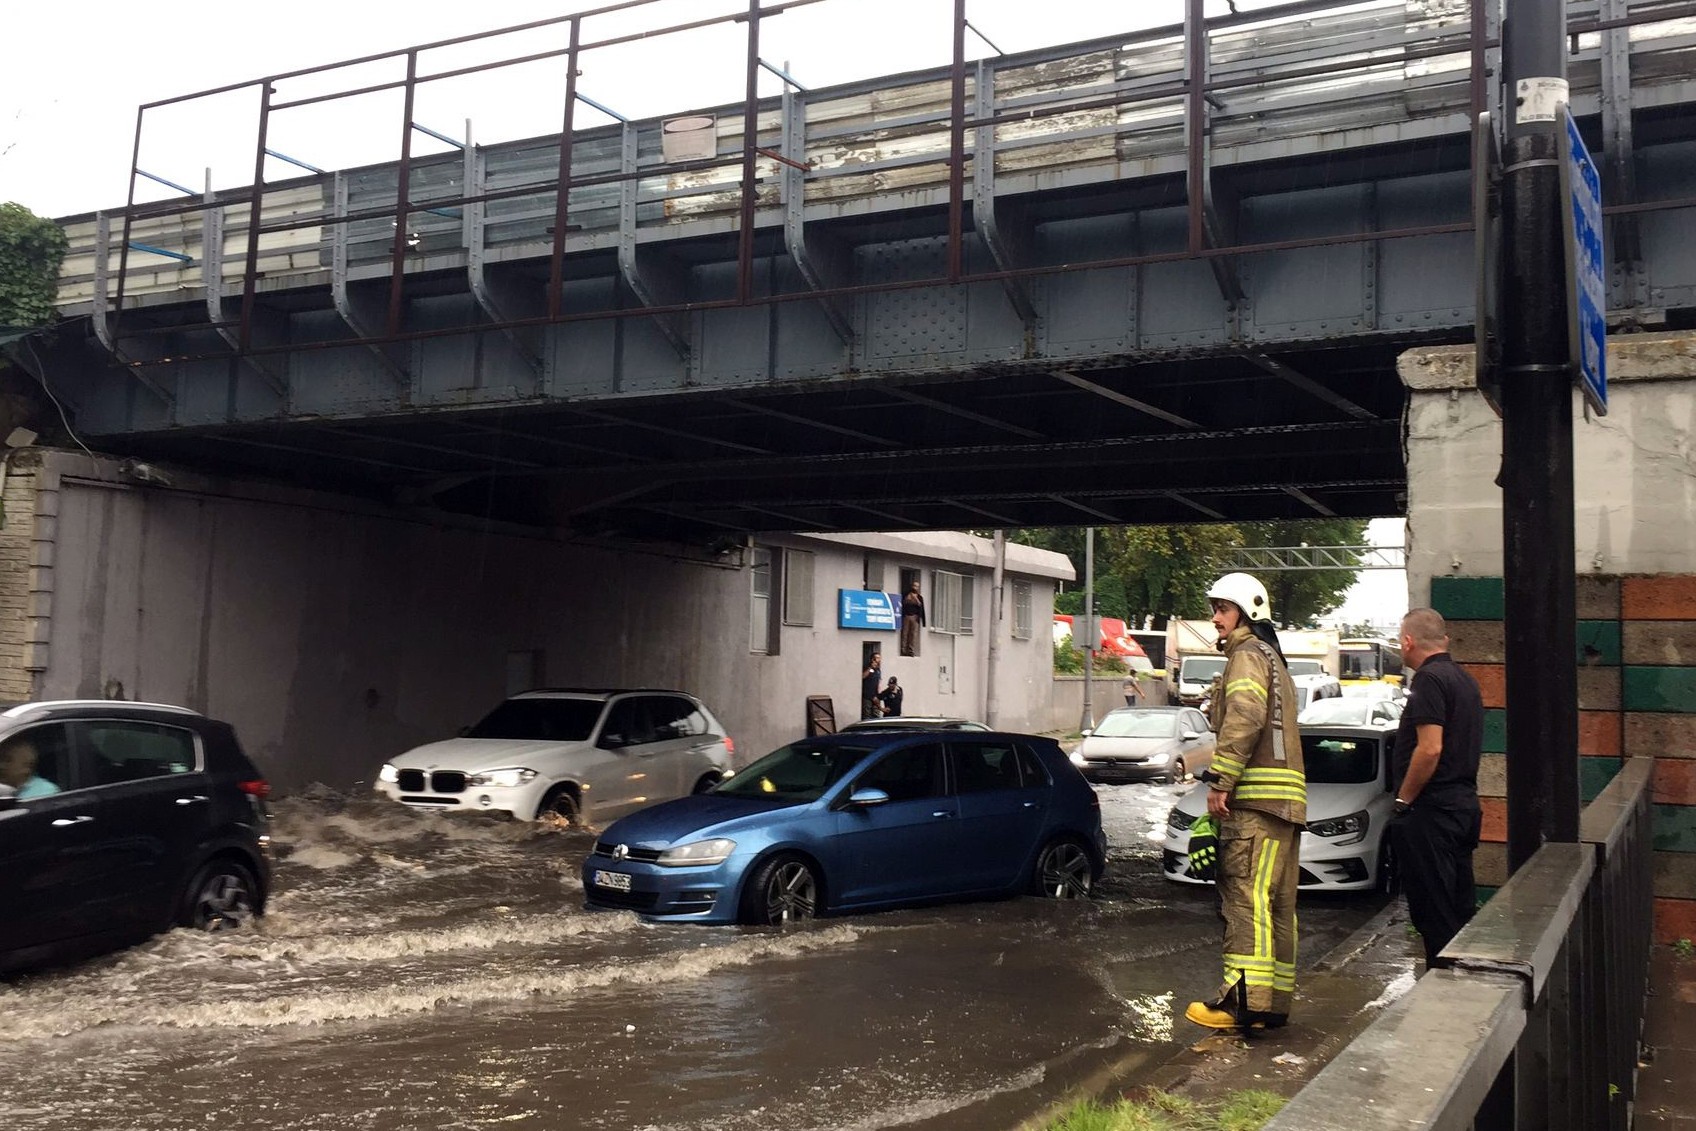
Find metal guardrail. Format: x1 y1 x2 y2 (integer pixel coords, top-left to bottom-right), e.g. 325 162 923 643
1266 756 1655 1131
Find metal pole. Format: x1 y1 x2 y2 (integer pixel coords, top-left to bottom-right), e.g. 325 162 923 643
387 49 420 337
985 530 1005 727
1079 526 1096 734
947 0 967 282
737 0 762 303
1499 0 1580 870
547 16 582 321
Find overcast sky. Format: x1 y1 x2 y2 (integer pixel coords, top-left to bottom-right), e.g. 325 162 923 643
4 0 1321 219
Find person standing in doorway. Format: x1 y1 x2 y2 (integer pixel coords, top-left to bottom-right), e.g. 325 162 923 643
900 580 926 657
1185 572 1306 1033
1389 607 1484 968
877 676 904 718
861 652 883 719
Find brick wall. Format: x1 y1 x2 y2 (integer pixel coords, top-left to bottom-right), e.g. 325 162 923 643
0 456 37 701
1432 574 1696 943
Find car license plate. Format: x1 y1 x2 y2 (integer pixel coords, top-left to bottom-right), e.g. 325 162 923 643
593 869 632 892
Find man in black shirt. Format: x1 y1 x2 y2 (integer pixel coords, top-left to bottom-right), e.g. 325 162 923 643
1389 607 1485 966
861 653 883 719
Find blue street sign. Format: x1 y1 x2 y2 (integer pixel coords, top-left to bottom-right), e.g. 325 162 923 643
1560 106 1608 416
838 589 901 631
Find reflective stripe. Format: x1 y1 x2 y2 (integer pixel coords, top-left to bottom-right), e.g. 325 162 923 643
1240 767 1304 782
1226 678 1267 701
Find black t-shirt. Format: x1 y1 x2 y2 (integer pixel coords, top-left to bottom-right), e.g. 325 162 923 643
1391 652 1484 810
863 665 881 699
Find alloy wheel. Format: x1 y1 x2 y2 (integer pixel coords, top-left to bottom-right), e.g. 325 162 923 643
1036 841 1093 899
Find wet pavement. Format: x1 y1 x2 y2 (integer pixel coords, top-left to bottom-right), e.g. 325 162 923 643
0 781 1399 1131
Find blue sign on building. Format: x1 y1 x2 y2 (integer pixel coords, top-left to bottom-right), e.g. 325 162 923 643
1560 105 1608 416
838 589 901 631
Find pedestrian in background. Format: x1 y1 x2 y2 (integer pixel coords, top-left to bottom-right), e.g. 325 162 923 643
877 676 904 718
899 580 926 657
1389 607 1484 967
1185 572 1306 1033
861 652 883 719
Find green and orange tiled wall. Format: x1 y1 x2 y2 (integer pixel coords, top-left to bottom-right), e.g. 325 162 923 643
1431 575 1696 944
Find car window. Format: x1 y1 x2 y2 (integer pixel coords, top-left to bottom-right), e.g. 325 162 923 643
650 696 704 741
468 697 602 741
79 720 199 785
1300 735 1379 784
1015 743 1051 789
854 742 944 802
716 741 872 801
1184 710 1209 733
600 698 657 747
1092 710 1179 738
949 741 1023 794
0 723 78 795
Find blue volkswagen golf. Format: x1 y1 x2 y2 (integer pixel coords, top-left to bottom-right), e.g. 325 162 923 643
581 731 1105 925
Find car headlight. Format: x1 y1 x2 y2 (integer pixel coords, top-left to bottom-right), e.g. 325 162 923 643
1306 810 1369 846
466 768 539 789
378 763 400 784
656 838 737 867
1167 807 1197 833
1069 749 1086 766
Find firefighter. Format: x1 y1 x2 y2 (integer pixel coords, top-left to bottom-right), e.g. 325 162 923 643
1184 572 1307 1032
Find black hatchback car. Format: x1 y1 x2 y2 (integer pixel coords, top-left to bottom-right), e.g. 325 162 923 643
0 700 272 973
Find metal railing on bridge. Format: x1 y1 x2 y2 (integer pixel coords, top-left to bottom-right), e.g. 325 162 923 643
1266 757 1655 1131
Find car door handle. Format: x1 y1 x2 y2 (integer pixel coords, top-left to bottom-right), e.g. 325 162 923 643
1023 801 1041 809
175 795 210 806
52 815 94 826
931 810 953 819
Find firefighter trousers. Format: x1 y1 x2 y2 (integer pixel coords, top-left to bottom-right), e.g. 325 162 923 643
1213 807 1301 1018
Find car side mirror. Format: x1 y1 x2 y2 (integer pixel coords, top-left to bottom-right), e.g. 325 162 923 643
845 787 890 809
599 733 627 750
1080 728 1093 737
1181 730 1202 741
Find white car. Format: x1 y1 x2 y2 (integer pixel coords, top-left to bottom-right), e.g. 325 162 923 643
375 689 733 825
1161 721 1399 892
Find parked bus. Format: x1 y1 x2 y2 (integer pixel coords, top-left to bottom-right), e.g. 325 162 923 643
1337 637 1404 687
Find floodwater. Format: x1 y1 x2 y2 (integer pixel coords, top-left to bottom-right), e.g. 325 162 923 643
0 782 1387 1131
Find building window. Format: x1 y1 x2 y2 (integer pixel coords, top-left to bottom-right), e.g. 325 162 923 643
960 574 974 635
1012 579 1033 639
783 549 814 626
750 547 779 655
932 569 966 634
864 553 885 592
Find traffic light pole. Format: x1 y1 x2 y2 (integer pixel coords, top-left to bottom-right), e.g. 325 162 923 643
1498 0 1581 870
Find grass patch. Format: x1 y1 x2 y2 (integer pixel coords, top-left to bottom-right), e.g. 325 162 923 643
1044 1089 1286 1131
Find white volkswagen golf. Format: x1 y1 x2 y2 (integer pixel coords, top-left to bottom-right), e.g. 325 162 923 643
375 689 734 826
1161 720 1400 893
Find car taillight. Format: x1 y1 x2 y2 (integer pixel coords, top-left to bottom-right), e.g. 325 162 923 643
238 779 271 799
724 736 735 757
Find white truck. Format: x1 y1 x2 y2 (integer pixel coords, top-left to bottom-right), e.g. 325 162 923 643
1167 622 1342 708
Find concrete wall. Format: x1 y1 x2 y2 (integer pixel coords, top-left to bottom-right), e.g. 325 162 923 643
0 451 1065 792
1401 334 1696 942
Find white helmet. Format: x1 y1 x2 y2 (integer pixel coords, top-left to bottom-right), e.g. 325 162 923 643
1207 572 1272 623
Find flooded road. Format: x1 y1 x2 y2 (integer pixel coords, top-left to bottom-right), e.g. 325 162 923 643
0 782 1387 1131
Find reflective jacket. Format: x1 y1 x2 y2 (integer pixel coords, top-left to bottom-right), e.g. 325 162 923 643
1206 625 1307 825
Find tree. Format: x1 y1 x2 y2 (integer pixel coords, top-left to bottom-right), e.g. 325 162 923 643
1010 517 1370 629
0 202 67 328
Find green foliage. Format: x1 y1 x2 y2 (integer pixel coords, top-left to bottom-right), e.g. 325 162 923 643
1012 519 1369 628
1043 1089 1283 1131
1674 937 1694 958
1054 639 1083 674
0 202 68 328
